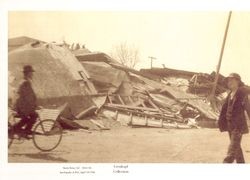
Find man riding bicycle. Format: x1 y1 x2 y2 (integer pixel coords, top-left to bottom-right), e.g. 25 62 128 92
13 65 38 138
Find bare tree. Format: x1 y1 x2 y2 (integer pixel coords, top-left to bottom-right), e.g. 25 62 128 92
110 42 140 68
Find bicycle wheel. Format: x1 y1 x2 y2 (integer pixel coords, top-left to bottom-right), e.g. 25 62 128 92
32 119 62 151
8 122 14 148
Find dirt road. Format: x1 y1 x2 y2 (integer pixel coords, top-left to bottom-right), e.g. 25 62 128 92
8 127 250 163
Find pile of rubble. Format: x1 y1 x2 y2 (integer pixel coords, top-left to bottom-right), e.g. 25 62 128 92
140 67 227 96
8 36 222 132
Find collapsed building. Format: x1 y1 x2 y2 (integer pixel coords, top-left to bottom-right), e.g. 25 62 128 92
140 67 227 96
8 36 223 131
8 40 97 120
75 52 219 128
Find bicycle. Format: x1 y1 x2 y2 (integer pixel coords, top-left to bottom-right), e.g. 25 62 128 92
8 106 65 152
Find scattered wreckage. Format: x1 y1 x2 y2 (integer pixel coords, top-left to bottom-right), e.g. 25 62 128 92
8 37 223 132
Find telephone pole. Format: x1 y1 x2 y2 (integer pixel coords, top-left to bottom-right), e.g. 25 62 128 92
210 11 232 98
148 56 156 69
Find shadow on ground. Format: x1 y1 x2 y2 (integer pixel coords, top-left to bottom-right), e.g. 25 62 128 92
9 152 68 162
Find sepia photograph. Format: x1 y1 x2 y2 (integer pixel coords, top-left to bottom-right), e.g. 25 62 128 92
7 10 250 164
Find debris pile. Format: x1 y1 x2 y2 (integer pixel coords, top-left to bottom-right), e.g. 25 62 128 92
8 36 223 132
73 50 219 129
141 68 228 95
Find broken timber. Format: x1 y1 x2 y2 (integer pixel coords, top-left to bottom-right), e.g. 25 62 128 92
106 103 160 112
90 119 110 130
102 94 187 128
104 104 183 123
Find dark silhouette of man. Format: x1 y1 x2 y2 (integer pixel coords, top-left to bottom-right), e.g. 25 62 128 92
218 73 250 163
14 65 38 136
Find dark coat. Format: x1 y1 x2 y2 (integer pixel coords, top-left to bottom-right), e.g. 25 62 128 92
218 87 249 134
15 79 37 116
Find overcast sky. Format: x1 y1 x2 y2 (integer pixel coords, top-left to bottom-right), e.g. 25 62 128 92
8 11 250 84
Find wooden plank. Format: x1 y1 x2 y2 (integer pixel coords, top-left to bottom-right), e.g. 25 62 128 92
117 95 125 105
142 101 147 107
104 105 183 123
148 99 161 110
75 106 97 119
80 68 90 79
79 129 92 133
106 103 160 112
78 71 97 94
90 119 110 130
115 111 119 121
107 94 113 104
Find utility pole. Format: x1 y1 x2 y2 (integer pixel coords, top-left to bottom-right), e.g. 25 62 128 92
210 11 232 99
148 56 156 69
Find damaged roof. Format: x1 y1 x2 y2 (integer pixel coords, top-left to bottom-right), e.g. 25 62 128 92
8 42 96 116
8 36 46 52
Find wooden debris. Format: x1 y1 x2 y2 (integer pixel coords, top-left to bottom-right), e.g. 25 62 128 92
104 104 183 123
76 106 97 119
90 119 110 130
106 103 160 112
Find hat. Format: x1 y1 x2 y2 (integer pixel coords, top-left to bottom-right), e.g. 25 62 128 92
226 73 244 86
23 65 35 73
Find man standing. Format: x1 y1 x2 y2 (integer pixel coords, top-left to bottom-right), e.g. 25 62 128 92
218 73 249 163
14 65 38 136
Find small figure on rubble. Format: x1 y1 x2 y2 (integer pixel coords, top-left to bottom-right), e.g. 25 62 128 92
218 73 250 163
13 65 38 137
